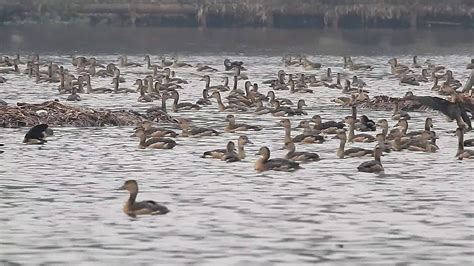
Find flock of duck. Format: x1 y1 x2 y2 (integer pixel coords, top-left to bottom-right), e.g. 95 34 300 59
1 53 473 217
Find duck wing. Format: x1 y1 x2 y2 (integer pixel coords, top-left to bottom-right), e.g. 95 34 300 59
357 160 382 172
267 158 301 171
133 200 170 214
319 121 345 129
202 148 226 158
409 96 459 119
144 137 176 146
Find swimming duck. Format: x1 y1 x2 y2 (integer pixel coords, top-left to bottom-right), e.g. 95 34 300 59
467 59 474 70
345 117 376 142
411 55 422 68
295 121 321 135
280 119 325 144
312 115 345 134
223 135 253 162
170 91 201 112
137 121 178 138
144 55 161 70
388 58 410 76
203 141 236 159
464 138 474 147
320 68 333 82
346 57 373 71
161 57 173 67
196 88 212 106
136 80 153 103
172 58 193 68
119 55 142 67
341 80 359 94
392 100 411 120
224 114 262 132
234 67 248 80
179 119 220 137
118 180 169 217
291 99 308 116
134 127 176 149
271 100 295 116
23 124 53 144
201 75 230 92
66 86 81 101
376 133 392 153
0 59 19 74
224 59 244 71
352 76 367 88
282 142 320 162
196 63 218 72
253 100 273 115
302 57 322 70
455 127 474 160
255 146 301 172
389 128 411 151
357 115 376 132
289 79 313 93
335 130 373 158
357 146 384 173
407 131 438 153
211 91 248 112
84 74 113 94
415 69 429 83
396 118 434 138
266 91 293 106
399 73 420 86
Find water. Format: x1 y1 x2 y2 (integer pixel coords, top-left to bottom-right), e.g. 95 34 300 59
1 26 473 265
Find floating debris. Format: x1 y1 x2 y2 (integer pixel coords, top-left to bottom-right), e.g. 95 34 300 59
0 101 152 128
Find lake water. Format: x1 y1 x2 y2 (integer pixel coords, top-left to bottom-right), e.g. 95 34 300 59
0 26 473 265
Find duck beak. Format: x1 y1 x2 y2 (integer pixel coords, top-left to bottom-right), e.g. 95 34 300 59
130 133 136 137
332 135 340 139
254 151 261 156
117 185 125 191
246 140 253 144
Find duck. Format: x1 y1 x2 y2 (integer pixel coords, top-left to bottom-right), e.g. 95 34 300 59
161 57 174 67
282 142 320 162
376 119 390 139
280 119 325 144
357 146 384 173
291 99 308 116
345 117 376 142
23 124 53 144
266 91 293 106
144 55 161 70
202 141 236 160
137 80 153 103
172 58 193 68
312 115 345 134
399 73 420 86
134 127 176 149
271 100 295 116
179 119 220 137
302 57 322 70
66 86 81 101
289 79 313 93
320 68 333 82
395 118 433 137
407 131 438 153
196 63 218 72
119 55 142 67
170 91 201 112
346 57 373 71
84 75 113 94
415 69 429 83
224 114 262 132
253 100 273 115
392 100 411 120
137 121 178 138
254 146 301 172
464 138 474 147
234 67 248 80
376 133 392 153
118 180 169 218
223 135 253 162
388 58 410 76
335 130 373 158
224 58 244 71
411 55 422 68
357 115 377 132
455 127 474 160
389 128 411 151
352 75 367 88
0 59 19 74
211 91 248 112
467 59 474 70
201 75 230 92
196 88 212 106
295 121 321 135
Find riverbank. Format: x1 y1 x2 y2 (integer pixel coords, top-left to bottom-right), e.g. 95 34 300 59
1 0 473 29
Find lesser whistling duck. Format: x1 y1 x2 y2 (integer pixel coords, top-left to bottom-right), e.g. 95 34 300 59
118 180 169 218
255 146 301 172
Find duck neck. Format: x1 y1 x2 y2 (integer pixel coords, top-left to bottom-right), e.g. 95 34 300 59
348 123 355 141
172 95 179 111
161 96 167 112
351 106 357 119
337 138 346 158
146 57 151 68
215 94 225 110
374 150 381 162
382 126 388 137
232 77 237 91
205 77 210 89
138 134 146 148
128 191 137 204
238 144 245 159
147 79 153 94
458 131 464 153
114 79 119 93
424 122 431 132
86 77 92 93
284 126 292 143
